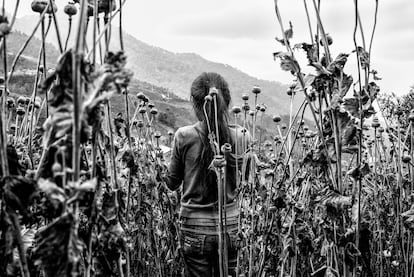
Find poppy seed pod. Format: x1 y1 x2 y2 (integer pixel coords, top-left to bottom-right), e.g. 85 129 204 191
136 92 146 100
87 4 95 17
31 0 57 14
150 108 158 115
281 124 287 130
138 107 146 114
154 131 161 139
64 2 77 16
16 106 26 116
248 110 255 117
212 155 225 168
204 95 212 102
52 162 62 173
209 87 218 96
221 143 232 154
252 86 261 95
272 115 281 123
0 23 11 36
402 155 411 164
371 117 380 128
260 106 266 113
7 98 15 109
9 124 16 131
232 106 241 114
148 102 155 109
17 96 26 106
137 120 144 128
320 34 333 46
242 94 249 101
98 0 117 14
255 104 261 111
168 130 174 136
34 97 42 109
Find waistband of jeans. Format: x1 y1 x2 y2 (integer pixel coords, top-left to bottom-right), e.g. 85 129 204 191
179 201 239 219
180 222 238 235
180 215 238 225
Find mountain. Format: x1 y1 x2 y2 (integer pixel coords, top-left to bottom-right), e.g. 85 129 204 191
2 30 60 72
4 25 305 142
13 14 303 116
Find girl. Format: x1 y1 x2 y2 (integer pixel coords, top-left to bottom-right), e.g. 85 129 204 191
166 72 250 277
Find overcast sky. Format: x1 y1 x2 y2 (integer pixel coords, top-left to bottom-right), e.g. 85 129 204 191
8 0 414 95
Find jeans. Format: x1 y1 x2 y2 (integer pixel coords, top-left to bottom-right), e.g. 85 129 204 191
180 217 239 277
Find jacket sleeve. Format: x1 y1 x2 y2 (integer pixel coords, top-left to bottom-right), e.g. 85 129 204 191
166 130 184 191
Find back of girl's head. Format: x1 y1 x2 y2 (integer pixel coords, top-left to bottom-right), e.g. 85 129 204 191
191 72 231 122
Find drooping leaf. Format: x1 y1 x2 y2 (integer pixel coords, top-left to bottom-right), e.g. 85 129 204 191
32 213 84 277
366 82 380 102
355 46 370 70
294 42 318 64
310 62 332 76
342 97 359 118
327 53 349 72
296 74 316 93
273 52 300 74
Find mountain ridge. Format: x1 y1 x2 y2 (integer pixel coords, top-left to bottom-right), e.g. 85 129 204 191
12 13 302 115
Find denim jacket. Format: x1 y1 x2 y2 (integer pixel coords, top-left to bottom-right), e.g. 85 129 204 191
166 121 250 219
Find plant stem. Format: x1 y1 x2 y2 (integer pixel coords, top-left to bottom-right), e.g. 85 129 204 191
1 33 9 176
48 0 63 53
302 0 314 43
64 16 73 51
41 16 48 117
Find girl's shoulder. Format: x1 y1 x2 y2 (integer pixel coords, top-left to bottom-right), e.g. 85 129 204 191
175 122 204 142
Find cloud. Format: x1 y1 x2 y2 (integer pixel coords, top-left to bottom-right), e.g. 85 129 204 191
165 0 276 40
9 0 413 96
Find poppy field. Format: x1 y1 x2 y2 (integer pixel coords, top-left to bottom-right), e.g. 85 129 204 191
1 0 414 277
